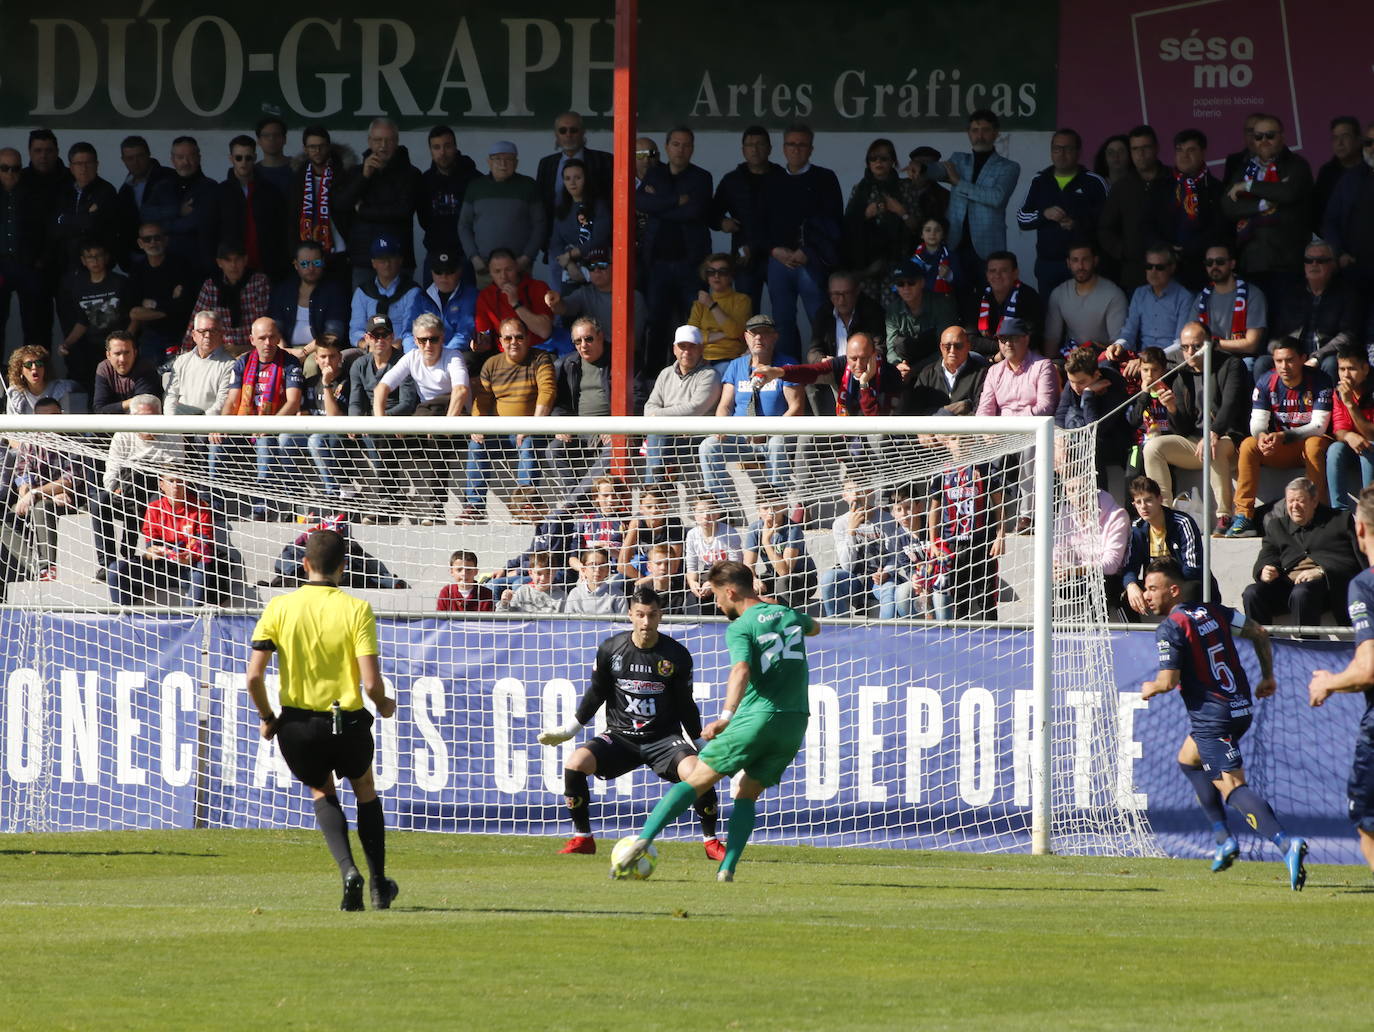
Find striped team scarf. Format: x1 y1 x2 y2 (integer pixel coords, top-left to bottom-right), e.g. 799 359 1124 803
1196 279 1248 339
298 162 334 251
237 350 287 416
913 243 954 294
978 281 1021 335
1236 157 1280 242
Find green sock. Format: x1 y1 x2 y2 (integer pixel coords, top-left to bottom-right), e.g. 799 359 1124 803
639 782 698 843
721 798 757 874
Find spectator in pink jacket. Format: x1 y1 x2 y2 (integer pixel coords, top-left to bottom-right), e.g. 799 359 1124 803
975 316 1060 526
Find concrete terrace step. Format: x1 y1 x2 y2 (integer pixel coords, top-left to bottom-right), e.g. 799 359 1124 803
3 509 1264 620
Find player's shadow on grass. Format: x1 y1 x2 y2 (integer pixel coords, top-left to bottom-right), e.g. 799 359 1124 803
394 905 683 917
833 882 1161 893
0 848 220 858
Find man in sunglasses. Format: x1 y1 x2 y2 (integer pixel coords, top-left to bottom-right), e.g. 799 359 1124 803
405 251 475 357
1194 242 1267 367
544 246 645 357
0 146 41 353
126 222 194 366
1266 241 1361 385
1106 247 1192 365
545 316 618 509
536 111 612 253
1220 114 1314 315
270 240 349 357
466 317 556 523
216 135 289 283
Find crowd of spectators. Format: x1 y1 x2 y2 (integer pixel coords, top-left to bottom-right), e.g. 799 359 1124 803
1 105 1372 626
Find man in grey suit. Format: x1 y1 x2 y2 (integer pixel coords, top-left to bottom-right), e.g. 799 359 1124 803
922 109 1022 294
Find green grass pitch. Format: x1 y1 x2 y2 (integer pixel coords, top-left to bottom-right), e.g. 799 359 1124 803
1 830 1371 1031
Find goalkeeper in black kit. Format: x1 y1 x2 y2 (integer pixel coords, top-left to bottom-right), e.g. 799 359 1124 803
538 586 726 861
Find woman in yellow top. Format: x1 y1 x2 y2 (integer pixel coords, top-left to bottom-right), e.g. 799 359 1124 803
688 253 752 370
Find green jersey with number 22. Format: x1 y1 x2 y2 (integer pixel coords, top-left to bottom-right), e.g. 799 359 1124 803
727 602 816 716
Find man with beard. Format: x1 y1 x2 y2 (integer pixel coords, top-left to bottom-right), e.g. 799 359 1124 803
1044 242 1127 355
921 109 1021 291
417 124 479 275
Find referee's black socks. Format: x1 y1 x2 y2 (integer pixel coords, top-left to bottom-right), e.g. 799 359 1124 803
564 770 593 835
356 798 387 882
694 787 720 840
313 795 358 875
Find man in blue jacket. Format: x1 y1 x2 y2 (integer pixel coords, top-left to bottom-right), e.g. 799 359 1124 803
1016 129 1108 294
404 251 475 354
1120 475 1212 620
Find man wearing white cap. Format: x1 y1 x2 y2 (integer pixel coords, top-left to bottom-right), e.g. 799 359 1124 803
643 325 722 483
459 141 546 288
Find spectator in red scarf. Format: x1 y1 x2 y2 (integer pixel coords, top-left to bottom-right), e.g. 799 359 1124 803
216 135 289 283
210 316 304 518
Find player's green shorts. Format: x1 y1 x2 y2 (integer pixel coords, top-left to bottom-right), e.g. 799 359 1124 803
698 709 808 787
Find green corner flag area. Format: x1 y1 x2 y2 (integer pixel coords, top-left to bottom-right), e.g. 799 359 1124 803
2 830 1370 1031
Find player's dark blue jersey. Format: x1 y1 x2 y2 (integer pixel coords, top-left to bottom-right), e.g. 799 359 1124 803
1347 568 1374 715
1155 601 1253 730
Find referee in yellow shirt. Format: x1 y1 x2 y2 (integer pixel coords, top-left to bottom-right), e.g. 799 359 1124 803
246 530 399 911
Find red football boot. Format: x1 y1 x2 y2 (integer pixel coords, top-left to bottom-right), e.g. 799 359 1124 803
558 835 596 855
703 837 726 862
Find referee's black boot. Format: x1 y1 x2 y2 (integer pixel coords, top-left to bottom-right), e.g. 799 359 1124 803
340 868 365 911
371 877 399 911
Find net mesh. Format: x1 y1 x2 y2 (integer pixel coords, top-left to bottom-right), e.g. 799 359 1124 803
0 415 1158 857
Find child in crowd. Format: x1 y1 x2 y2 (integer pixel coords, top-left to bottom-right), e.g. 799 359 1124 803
1123 346 1172 483
562 547 628 614
570 476 629 579
436 549 495 612
742 491 815 611
617 486 686 580
633 543 687 613
488 512 577 594
874 484 947 619
496 551 565 614
684 493 743 613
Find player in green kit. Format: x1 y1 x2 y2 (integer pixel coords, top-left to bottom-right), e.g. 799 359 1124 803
612 559 820 882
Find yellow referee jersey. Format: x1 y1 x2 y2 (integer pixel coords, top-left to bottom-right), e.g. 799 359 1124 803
250 583 379 712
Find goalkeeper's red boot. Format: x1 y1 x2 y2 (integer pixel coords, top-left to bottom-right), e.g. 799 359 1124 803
703 837 726 862
558 835 596 854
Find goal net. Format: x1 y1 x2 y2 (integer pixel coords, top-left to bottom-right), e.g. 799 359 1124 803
0 410 1158 858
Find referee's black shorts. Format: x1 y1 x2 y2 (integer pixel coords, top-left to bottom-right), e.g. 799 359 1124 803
275 706 375 789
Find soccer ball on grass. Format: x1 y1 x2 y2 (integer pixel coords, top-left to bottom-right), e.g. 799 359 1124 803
610 836 658 880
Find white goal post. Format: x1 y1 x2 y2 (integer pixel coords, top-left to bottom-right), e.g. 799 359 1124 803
0 411 1156 858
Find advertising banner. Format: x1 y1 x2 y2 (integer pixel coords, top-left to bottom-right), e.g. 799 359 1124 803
0 1 1058 132
0 615 1365 865
1057 0 1370 168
